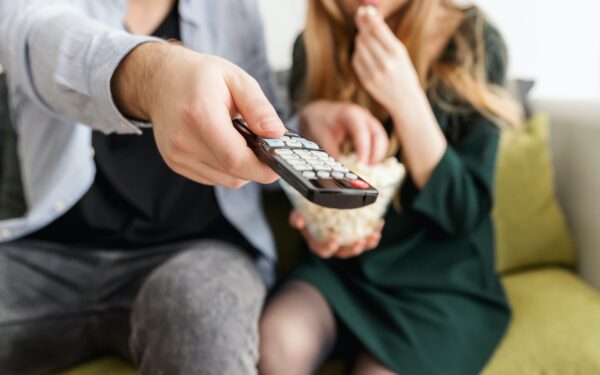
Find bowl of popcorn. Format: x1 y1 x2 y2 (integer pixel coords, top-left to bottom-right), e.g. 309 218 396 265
280 154 406 246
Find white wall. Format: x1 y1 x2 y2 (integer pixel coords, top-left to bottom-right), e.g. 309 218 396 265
257 0 307 71
258 0 600 100
478 0 600 100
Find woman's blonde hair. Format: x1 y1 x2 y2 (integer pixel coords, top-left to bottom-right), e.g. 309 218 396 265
302 0 522 155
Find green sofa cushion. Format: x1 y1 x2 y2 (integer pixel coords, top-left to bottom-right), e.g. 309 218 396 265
493 114 576 273
483 268 600 374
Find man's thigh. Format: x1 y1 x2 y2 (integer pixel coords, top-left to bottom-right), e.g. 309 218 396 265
131 241 267 375
0 240 101 375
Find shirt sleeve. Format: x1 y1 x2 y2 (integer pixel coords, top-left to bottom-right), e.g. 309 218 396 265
244 0 285 119
0 0 162 134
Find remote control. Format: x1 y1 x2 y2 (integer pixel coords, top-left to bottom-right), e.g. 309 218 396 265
233 118 378 209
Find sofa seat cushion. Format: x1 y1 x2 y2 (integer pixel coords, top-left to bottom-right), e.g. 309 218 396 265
55 356 345 375
483 267 600 374
59 268 600 375
56 358 134 375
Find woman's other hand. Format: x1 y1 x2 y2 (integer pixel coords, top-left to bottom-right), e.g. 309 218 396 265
299 100 389 165
289 210 384 259
352 7 421 113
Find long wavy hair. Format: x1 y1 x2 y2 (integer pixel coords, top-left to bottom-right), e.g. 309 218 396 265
302 0 523 156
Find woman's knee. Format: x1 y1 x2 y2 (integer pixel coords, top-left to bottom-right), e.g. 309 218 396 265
259 281 336 375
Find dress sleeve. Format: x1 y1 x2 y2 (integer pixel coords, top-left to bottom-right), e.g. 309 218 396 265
409 21 508 236
410 119 500 236
288 34 308 113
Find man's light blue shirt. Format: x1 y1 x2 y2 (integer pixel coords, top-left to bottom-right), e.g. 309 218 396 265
0 0 281 284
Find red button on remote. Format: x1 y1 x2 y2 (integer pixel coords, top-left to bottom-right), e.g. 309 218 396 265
350 180 369 189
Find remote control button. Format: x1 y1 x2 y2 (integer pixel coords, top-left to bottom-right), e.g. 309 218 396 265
313 165 332 171
345 173 358 180
317 171 331 179
285 131 300 138
298 139 319 150
333 166 350 173
350 179 369 189
293 149 311 155
261 139 285 148
292 164 312 171
311 151 328 158
302 171 317 179
332 171 345 179
274 149 293 155
280 136 291 141
285 140 303 148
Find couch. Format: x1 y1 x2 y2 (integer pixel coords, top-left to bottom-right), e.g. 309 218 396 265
48 98 600 374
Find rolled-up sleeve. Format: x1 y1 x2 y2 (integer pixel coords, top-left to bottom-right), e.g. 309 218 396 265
0 0 161 134
411 119 500 236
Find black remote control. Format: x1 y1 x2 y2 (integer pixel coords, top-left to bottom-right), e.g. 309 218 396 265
233 118 378 209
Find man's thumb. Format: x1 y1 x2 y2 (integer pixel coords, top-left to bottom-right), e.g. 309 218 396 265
226 69 285 139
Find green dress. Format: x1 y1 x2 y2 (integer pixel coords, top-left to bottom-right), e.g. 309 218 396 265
289 11 511 375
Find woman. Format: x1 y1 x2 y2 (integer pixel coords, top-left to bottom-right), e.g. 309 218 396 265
260 0 522 374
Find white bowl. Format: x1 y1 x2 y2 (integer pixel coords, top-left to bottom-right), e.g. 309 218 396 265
280 154 406 246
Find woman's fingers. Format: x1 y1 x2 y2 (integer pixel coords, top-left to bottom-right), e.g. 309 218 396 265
289 210 306 230
368 118 390 164
309 234 340 258
353 36 378 79
355 6 399 53
334 239 368 259
358 32 390 72
290 210 342 258
365 232 382 250
343 109 373 164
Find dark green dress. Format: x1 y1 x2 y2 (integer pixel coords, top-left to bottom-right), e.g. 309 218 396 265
289 12 511 375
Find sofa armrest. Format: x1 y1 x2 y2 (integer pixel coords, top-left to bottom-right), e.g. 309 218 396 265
534 99 600 291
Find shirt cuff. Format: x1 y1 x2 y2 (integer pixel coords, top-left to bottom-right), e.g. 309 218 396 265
90 35 163 134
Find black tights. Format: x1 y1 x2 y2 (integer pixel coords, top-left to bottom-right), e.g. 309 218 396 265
258 281 397 375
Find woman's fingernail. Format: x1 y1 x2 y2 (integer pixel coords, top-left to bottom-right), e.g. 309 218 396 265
357 6 367 16
365 5 378 17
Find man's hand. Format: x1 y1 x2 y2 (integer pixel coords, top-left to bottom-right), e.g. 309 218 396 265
112 42 285 188
299 100 389 165
289 210 384 259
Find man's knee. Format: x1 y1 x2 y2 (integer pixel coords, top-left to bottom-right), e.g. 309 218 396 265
131 242 266 375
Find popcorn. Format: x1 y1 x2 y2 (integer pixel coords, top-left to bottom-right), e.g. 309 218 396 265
281 154 406 246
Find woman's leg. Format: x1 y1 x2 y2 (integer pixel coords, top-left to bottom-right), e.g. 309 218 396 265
352 351 397 375
259 281 337 375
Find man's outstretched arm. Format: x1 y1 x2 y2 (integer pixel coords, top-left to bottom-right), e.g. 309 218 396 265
0 0 285 187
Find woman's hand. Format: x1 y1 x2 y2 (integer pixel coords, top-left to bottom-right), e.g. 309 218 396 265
299 100 389 165
352 7 448 189
289 210 384 259
352 7 422 113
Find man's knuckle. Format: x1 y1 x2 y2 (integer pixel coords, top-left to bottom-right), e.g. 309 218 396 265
168 133 189 153
221 151 242 173
226 179 245 190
